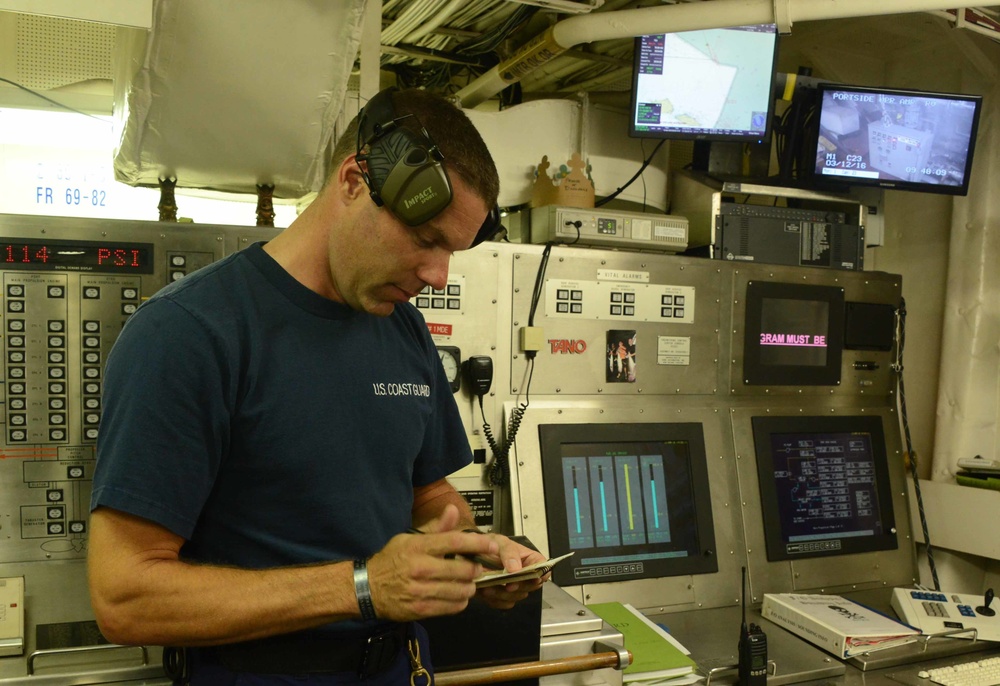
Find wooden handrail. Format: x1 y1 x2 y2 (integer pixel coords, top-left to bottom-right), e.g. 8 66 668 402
435 649 631 686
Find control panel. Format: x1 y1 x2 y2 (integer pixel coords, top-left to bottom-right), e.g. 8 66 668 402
891 587 1000 642
529 205 689 252
0 577 24 657
715 202 864 271
545 280 694 324
0 214 279 564
869 123 935 182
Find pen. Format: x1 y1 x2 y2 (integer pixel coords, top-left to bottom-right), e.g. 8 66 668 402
406 527 505 571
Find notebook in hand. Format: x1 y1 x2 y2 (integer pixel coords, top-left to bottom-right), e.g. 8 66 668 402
474 552 574 588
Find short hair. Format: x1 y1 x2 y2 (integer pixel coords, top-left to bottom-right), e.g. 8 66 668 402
331 88 500 209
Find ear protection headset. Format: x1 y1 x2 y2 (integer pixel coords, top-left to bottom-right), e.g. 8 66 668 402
355 88 503 247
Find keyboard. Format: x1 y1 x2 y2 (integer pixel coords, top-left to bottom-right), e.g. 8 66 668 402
920 656 1000 685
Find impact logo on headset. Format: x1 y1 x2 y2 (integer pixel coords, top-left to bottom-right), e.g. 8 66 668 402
403 186 439 212
355 88 504 248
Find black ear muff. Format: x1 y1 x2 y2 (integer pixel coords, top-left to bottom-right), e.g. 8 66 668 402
375 127 452 226
405 148 428 165
356 89 453 226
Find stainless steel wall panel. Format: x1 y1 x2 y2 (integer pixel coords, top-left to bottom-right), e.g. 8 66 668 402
508 246 726 397
729 405 917 601
507 400 746 614
727 265 901 398
502 248 912 618
415 244 514 530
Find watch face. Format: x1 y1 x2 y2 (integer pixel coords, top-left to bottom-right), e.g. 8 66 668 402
437 346 461 393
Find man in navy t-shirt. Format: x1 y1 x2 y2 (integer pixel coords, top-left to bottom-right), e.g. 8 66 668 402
87 87 544 685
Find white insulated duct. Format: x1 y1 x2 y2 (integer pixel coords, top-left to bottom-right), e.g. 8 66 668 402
457 0 980 107
114 0 367 198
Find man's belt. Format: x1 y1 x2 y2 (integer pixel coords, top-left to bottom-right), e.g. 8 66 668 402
206 623 409 677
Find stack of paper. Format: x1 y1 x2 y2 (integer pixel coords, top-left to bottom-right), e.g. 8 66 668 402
589 602 700 684
762 593 920 658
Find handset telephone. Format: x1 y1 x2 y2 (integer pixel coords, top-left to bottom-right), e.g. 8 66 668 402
461 355 512 486
738 566 767 686
463 356 493 397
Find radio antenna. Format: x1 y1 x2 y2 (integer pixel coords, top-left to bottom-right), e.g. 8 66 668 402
742 566 749 630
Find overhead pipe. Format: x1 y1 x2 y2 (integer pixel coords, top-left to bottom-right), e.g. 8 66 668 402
934 7 1000 41
456 0 979 107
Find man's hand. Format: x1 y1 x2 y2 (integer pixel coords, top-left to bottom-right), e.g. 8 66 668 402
474 534 548 610
366 504 500 621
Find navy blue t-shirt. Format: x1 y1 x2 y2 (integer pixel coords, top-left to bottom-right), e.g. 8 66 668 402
91 243 471 614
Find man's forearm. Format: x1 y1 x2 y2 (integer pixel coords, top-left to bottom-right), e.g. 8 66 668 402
90 506 493 647
92 554 359 647
411 478 477 530
89 508 361 647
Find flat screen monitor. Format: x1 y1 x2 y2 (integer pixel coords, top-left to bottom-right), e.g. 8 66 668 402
742 281 845 386
538 422 717 587
629 24 779 142
752 415 898 561
811 84 982 195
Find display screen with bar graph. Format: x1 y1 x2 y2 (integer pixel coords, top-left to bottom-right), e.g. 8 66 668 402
539 422 717 587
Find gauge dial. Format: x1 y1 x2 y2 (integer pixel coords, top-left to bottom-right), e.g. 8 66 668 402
437 346 461 393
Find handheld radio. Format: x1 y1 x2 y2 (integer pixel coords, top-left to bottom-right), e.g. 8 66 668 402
738 566 767 686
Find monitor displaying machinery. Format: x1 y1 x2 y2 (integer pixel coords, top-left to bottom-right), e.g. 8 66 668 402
742 281 845 386
539 422 717 587
752 415 898 561
629 24 779 142
811 84 982 195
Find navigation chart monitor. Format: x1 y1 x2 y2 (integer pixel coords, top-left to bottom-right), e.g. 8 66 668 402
752 415 898 562
811 84 982 195
629 24 779 142
539 422 717 587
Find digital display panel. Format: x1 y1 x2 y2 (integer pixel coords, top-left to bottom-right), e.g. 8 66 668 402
752 415 898 561
630 24 778 142
539 423 717 587
812 84 982 195
759 297 829 367
743 281 844 386
1 238 154 274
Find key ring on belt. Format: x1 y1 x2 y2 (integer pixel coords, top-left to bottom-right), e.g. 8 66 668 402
408 637 431 686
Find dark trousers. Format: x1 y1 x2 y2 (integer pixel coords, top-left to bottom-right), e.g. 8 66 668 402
187 623 432 685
